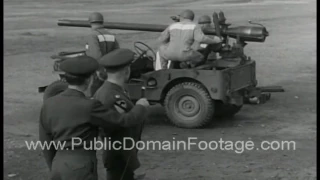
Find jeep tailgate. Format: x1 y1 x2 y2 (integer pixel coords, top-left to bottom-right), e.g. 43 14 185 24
225 61 256 92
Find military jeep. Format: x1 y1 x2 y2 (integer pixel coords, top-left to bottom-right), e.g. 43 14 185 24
39 40 283 129
38 11 284 129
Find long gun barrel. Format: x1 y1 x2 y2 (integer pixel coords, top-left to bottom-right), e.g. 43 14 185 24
57 19 269 43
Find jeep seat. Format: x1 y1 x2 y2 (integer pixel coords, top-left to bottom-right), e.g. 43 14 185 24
155 51 184 70
155 51 172 70
130 55 154 78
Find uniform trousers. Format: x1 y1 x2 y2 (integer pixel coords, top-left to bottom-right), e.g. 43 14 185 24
50 149 97 180
105 151 137 180
106 166 135 180
159 47 205 69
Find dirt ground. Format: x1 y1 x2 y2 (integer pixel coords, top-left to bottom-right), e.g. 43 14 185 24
3 0 317 179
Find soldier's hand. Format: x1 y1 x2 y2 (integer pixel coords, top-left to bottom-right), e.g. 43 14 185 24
136 98 150 107
214 36 223 43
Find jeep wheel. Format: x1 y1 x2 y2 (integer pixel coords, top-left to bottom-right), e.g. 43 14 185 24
214 101 242 118
164 82 214 128
43 80 68 101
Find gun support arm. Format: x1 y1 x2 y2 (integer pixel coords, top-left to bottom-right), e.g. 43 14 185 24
258 86 285 93
244 86 284 105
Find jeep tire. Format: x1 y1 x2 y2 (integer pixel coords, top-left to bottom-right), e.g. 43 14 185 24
43 80 68 101
164 82 214 128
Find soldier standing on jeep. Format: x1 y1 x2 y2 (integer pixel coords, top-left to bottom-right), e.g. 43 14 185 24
86 12 120 60
85 12 120 95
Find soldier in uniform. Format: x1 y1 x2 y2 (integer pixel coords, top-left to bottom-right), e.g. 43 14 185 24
157 9 222 69
193 15 222 60
39 55 148 180
86 12 120 60
94 49 149 180
85 12 120 96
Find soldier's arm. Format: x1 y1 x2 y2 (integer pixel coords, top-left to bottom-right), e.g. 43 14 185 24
87 34 102 59
194 25 222 44
38 107 56 170
90 100 146 129
157 26 170 44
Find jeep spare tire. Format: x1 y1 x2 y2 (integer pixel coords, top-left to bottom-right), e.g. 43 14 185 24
43 80 68 101
164 82 214 128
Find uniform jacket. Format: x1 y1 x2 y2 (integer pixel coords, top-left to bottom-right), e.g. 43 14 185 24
85 27 120 60
192 24 221 50
94 81 146 171
39 88 146 170
158 19 219 62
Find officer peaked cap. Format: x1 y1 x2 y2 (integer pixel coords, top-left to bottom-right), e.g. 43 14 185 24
99 48 135 68
60 55 99 76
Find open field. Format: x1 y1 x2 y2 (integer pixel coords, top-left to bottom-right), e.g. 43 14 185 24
4 0 316 179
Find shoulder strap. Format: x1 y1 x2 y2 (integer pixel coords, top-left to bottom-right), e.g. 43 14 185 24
95 29 107 42
94 29 109 53
95 29 116 53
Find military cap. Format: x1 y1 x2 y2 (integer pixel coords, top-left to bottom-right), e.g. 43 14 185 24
89 12 104 23
99 48 135 68
60 55 99 76
179 9 195 20
198 15 211 24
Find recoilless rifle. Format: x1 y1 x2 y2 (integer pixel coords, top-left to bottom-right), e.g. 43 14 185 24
39 11 284 129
